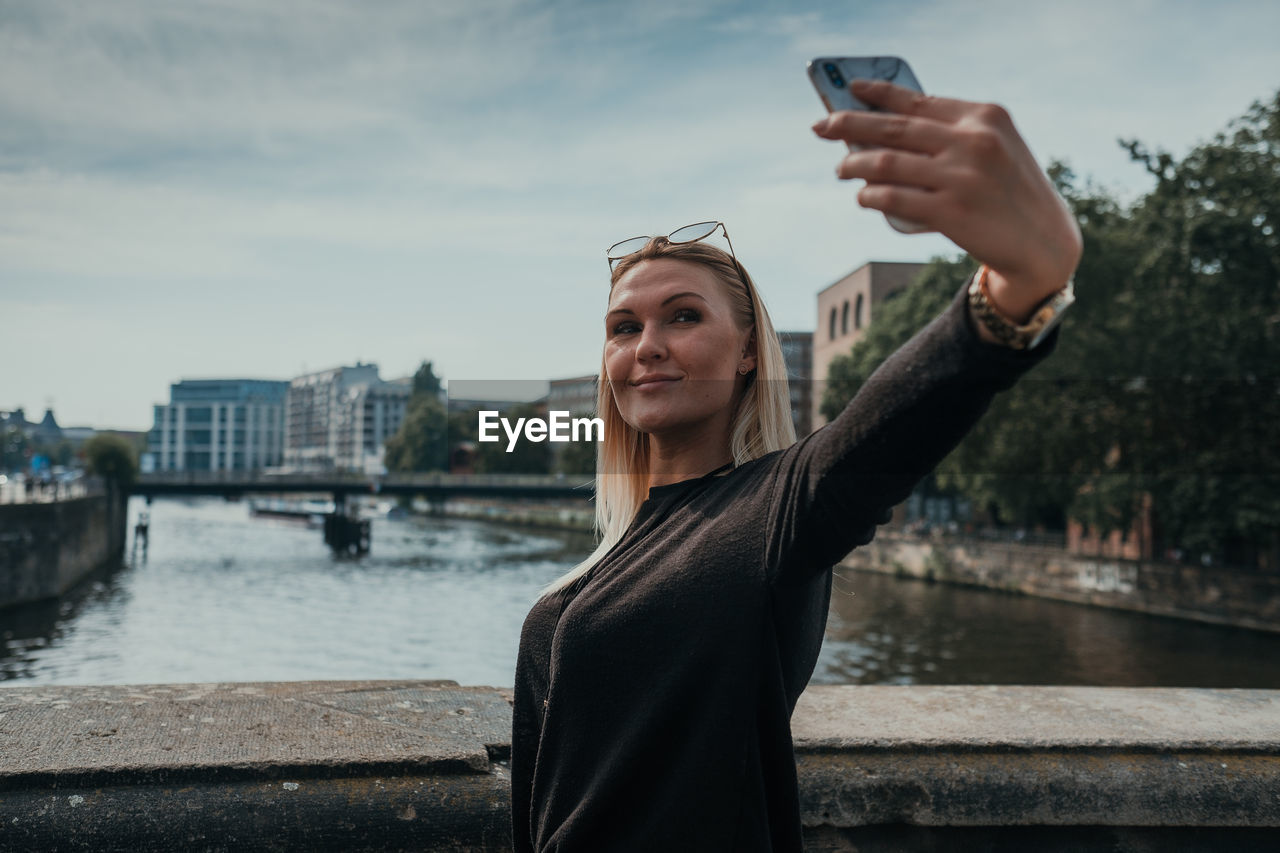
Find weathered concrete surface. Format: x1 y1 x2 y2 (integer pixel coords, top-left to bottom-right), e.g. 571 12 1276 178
0 775 512 853
793 686 1280 831
2 682 1278 851
0 680 513 852
0 681 512 786
791 684 1280 751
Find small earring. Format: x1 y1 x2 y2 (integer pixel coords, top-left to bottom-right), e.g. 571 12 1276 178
738 364 750 375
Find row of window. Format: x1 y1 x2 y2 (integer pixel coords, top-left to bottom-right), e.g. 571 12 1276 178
828 294 866 340
148 433 283 450
155 452 284 471
157 407 281 426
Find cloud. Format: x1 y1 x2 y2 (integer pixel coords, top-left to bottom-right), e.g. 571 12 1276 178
4 0 1279 425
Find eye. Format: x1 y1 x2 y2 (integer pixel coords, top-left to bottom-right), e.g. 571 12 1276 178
673 308 700 323
611 320 640 336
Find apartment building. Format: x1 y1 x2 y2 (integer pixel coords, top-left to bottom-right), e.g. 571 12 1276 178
285 363 409 473
148 379 288 472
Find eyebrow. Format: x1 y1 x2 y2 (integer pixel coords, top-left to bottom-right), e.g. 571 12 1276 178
605 291 708 319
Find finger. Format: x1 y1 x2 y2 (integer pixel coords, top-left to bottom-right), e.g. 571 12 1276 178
837 148 941 188
815 110 948 154
849 78 971 123
856 182 939 228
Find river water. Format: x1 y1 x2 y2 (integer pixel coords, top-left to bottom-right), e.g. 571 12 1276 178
4 497 1280 688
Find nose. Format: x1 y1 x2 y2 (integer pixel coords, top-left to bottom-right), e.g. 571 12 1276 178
635 324 667 362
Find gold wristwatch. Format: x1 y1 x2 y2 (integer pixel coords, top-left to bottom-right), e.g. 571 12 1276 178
967 264 1075 350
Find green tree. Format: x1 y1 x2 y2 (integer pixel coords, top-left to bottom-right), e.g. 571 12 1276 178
449 408 478 446
818 90 1280 566
1106 90 1280 561
383 361 449 473
384 395 448 473
412 361 443 397
83 433 138 487
474 403 552 475
934 162 1149 530
557 432 598 476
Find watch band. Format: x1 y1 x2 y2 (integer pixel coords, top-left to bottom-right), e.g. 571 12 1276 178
966 264 1075 350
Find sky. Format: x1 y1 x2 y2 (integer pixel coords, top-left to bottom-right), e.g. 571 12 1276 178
2 0 1278 430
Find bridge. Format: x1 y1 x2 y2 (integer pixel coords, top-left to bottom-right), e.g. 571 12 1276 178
130 471 595 502
130 471 594 554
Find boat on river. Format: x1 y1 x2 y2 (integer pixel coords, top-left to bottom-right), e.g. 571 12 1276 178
248 498 333 526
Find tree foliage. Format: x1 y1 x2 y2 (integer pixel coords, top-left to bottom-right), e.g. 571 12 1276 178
383 362 448 473
412 361 444 397
819 89 1280 565
84 433 139 486
473 403 553 475
556 431 597 476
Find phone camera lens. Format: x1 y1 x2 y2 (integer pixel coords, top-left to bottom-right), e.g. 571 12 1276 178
824 63 845 89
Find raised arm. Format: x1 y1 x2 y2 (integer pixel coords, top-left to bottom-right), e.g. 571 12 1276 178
763 81 1081 583
764 280 1056 583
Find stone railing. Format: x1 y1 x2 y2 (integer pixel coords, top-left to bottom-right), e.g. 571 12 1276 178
1 682 1277 851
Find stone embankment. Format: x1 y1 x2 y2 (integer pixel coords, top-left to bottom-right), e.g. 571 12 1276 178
430 505 1280 634
845 531 1280 633
1 681 1277 851
433 498 593 533
0 490 127 610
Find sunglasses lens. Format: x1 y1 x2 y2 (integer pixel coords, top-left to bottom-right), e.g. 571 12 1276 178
607 236 650 260
668 222 719 244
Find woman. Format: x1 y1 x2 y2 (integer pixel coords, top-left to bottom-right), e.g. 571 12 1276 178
512 79 1082 851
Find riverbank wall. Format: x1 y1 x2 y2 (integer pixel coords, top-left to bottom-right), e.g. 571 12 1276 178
845 531 1280 633
1 681 1276 851
0 490 128 610
427 500 1280 633
431 497 594 533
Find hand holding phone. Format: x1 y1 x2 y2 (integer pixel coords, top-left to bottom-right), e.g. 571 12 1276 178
808 61 1084 315
807 56 928 234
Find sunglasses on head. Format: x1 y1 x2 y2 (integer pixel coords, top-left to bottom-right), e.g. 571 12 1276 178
606 221 742 279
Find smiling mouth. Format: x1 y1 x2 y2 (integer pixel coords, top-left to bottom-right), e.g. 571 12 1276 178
632 377 681 389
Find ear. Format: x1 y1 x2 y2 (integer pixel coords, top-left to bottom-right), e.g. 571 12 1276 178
739 327 758 373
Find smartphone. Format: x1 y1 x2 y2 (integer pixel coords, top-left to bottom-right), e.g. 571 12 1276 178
807 56 928 234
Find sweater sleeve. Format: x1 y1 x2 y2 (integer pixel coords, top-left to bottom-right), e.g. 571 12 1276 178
764 280 1059 585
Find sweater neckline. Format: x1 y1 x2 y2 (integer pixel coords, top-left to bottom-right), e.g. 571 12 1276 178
644 461 735 502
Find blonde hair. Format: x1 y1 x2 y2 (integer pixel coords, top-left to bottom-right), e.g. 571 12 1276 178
541 237 796 597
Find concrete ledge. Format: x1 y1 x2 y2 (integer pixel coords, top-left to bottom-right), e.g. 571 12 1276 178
2 682 1278 851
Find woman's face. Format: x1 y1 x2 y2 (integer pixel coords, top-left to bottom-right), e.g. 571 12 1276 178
604 258 755 440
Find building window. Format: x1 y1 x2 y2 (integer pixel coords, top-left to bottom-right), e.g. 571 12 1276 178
829 308 837 340
855 293 864 330
841 301 849 335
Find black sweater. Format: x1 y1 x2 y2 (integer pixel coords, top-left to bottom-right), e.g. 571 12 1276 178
512 283 1057 851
